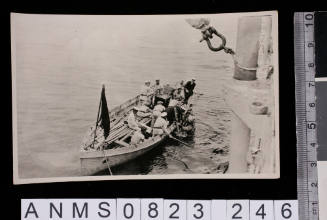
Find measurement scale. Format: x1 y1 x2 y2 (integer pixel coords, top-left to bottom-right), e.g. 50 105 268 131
294 12 319 220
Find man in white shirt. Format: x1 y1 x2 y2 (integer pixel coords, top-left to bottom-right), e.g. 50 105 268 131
140 80 153 105
153 100 165 112
128 107 152 132
127 107 141 131
152 112 171 137
152 79 163 96
137 103 152 118
130 130 145 147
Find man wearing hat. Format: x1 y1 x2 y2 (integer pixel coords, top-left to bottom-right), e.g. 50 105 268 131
127 107 141 131
152 111 171 137
153 100 166 113
152 79 163 96
184 78 196 104
153 79 165 104
140 80 153 105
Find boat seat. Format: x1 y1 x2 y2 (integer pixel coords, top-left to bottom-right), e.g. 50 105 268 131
120 130 134 141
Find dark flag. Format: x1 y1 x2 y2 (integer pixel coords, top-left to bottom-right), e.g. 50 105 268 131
97 85 110 139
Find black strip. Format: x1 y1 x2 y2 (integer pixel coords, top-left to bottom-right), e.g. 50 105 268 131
315 12 327 78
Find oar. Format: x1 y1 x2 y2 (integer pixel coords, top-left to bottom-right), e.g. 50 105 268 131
169 135 192 148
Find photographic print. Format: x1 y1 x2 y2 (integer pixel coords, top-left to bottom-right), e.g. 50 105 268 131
11 11 279 184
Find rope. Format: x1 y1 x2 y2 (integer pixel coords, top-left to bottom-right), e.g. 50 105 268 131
231 54 258 71
102 149 113 175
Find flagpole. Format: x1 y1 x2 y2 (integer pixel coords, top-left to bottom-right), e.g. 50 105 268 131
92 89 102 149
92 85 113 176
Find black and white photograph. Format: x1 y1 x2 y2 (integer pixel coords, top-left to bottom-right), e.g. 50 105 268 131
11 11 279 184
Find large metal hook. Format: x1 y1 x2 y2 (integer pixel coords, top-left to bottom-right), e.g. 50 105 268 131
200 26 235 55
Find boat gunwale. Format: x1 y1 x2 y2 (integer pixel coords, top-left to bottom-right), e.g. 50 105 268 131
108 95 140 118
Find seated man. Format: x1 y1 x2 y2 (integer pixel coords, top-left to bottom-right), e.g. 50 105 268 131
128 107 151 132
152 111 171 137
153 100 166 112
137 102 153 118
128 107 141 131
130 130 145 147
136 98 152 118
152 79 163 96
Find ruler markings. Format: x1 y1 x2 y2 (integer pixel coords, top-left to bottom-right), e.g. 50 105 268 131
295 12 319 220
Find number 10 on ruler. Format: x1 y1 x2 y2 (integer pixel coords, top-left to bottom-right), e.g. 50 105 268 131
21 199 298 220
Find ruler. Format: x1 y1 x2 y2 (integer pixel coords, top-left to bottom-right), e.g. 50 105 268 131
294 12 319 220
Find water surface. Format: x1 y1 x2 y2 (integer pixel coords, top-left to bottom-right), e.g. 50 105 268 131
13 14 237 178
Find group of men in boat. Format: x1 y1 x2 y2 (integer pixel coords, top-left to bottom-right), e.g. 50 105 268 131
128 78 197 147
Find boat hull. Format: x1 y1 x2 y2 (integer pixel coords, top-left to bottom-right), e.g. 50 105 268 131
80 131 172 176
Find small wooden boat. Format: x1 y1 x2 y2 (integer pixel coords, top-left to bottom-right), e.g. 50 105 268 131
80 92 177 176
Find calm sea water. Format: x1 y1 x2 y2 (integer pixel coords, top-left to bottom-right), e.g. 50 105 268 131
14 14 237 178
